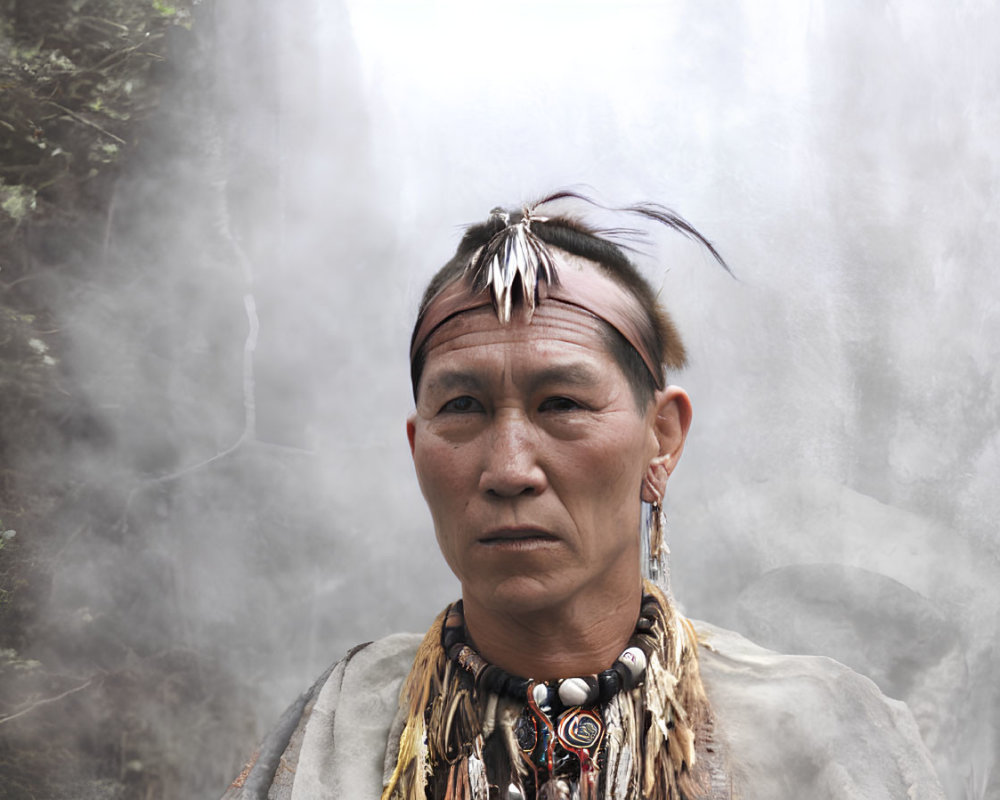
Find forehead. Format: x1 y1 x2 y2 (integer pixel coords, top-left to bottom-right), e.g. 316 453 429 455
419 251 612 355
418 302 618 384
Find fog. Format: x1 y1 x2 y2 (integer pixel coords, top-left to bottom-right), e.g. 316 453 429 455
15 0 999 797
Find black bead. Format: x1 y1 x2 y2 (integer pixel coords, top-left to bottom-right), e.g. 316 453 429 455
598 670 619 704
635 616 654 632
613 661 635 691
479 665 494 688
442 626 464 650
509 678 530 701
491 672 510 695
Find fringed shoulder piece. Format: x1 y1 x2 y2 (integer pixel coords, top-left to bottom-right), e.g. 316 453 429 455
382 610 447 800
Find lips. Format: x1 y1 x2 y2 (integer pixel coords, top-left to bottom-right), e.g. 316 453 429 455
479 527 559 545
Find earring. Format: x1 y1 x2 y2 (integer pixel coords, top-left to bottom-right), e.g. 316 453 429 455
640 470 671 589
642 500 669 586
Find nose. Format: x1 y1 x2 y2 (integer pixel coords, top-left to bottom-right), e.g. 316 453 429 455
478 412 547 498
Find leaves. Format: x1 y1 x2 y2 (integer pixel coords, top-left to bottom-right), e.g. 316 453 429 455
0 0 195 230
0 4 219 798
0 182 37 221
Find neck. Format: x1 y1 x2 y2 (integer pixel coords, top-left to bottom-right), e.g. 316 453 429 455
461 581 644 681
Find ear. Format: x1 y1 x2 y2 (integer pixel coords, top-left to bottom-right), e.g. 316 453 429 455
640 386 693 503
406 414 417 456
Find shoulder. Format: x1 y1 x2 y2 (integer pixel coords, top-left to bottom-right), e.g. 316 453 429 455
221 633 422 800
692 620 945 800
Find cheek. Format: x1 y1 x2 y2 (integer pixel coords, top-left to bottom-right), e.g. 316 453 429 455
576 427 645 481
414 436 474 514
567 430 648 516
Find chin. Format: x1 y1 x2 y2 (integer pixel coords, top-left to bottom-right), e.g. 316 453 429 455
469 573 576 615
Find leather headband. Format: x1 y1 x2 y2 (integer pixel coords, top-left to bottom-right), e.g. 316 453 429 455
411 256 661 385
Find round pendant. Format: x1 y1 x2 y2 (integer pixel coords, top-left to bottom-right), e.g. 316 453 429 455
514 711 538 752
556 707 604 750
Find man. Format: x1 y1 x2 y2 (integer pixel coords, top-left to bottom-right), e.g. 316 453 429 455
224 196 944 799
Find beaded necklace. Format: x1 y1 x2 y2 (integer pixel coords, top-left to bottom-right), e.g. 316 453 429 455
382 582 715 800
440 596 660 799
442 595 657 705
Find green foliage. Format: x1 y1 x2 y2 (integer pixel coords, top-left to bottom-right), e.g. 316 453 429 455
0 182 37 222
0 0 197 234
0 5 213 798
0 646 39 671
152 0 192 26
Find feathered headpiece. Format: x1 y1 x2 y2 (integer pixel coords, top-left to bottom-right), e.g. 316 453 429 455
409 191 730 388
469 206 556 325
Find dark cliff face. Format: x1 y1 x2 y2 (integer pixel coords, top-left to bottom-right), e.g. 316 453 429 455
1 1 383 795
0 3 257 798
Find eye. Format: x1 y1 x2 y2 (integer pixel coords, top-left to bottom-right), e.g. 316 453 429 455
439 396 484 414
538 396 583 413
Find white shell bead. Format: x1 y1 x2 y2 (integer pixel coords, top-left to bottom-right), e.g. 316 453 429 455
618 646 647 679
558 676 594 707
532 682 549 706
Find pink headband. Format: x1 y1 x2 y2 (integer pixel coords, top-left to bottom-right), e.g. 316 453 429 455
410 255 662 385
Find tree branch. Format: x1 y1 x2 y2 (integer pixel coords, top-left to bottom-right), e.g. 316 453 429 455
0 676 99 726
44 101 126 145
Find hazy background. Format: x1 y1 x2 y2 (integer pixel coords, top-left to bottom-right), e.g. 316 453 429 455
9 0 998 797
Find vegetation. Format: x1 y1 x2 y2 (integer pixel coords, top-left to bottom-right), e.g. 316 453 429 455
0 3 258 798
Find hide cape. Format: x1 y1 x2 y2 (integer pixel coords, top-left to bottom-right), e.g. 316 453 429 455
220 617 946 800
381 583 724 800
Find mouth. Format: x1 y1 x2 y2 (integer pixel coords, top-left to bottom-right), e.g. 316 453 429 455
478 527 559 547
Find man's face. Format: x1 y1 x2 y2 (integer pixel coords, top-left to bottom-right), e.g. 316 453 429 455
407 277 666 616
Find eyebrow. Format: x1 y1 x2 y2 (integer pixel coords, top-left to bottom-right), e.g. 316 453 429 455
422 361 602 397
523 362 603 395
422 370 486 396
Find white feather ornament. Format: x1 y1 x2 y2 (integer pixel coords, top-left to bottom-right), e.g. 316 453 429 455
474 207 554 325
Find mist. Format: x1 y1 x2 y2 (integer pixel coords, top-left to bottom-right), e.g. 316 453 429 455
2 0 997 798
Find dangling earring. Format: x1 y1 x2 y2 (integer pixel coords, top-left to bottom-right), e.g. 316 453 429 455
642 499 669 588
641 463 671 589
